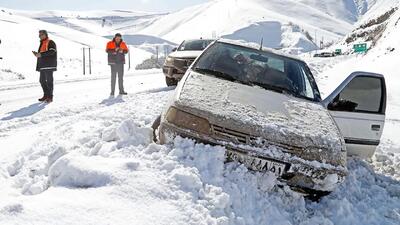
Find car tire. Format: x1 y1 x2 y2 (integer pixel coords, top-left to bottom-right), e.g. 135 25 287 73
152 115 161 143
165 77 178 86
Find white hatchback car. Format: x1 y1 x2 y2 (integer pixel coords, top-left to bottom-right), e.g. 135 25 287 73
154 40 386 195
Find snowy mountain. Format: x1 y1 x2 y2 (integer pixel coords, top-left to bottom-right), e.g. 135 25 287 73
294 0 379 22
130 0 391 51
8 0 371 54
129 0 355 53
10 0 393 54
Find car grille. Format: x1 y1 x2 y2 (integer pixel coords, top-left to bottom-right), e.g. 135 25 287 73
212 124 252 145
211 124 302 153
186 59 195 66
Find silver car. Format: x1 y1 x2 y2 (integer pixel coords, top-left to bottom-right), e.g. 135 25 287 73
163 39 214 86
154 40 387 195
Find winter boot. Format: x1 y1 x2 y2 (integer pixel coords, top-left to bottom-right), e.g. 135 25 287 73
45 96 53 103
119 92 128 95
38 96 47 102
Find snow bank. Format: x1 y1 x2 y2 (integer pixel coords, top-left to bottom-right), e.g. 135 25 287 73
101 119 153 147
49 154 114 188
0 85 399 224
164 137 400 225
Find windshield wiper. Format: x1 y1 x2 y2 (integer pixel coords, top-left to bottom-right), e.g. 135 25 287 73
249 81 302 98
193 67 237 82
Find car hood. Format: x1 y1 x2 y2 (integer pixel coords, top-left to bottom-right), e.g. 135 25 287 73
175 72 344 155
169 50 202 59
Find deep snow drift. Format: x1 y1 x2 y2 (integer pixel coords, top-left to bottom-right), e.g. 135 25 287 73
0 73 399 224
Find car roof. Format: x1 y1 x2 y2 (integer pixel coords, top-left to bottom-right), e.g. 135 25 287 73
216 38 305 64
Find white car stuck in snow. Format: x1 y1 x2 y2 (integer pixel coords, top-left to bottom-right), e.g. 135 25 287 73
154 39 387 195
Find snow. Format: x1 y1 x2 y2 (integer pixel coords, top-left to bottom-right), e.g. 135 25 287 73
8 0 365 54
0 66 399 224
0 8 152 84
1 1 400 224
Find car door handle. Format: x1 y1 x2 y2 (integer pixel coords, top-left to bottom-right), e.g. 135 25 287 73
371 124 381 131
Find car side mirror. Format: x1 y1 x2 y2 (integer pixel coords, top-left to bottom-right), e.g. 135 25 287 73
171 47 177 52
328 99 358 112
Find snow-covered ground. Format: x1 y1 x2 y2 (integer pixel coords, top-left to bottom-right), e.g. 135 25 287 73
0 8 152 84
1 1 400 224
0 65 399 225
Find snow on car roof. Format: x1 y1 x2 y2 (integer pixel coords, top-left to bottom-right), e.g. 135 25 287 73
217 38 304 63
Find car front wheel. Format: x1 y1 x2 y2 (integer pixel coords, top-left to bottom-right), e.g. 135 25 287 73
152 115 161 142
165 77 178 86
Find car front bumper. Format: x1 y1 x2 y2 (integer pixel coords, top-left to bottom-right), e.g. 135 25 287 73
159 120 347 193
162 65 186 80
162 58 195 80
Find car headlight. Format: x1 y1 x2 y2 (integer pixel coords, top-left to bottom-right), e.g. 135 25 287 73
166 56 174 63
166 107 211 134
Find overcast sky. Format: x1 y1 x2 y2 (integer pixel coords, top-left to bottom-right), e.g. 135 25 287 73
0 0 208 12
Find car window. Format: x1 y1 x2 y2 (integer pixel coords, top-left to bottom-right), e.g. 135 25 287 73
178 40 213 51
329 77 383 113
192 42 319 101
267 58 285 73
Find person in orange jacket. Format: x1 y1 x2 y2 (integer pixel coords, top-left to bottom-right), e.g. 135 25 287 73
33 30 57 103
106 33 129 96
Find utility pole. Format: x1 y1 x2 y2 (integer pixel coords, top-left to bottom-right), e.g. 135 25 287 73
314 30 318 49
82 47 92 75
82 47 86 75
0 39 2 59
128 47 131 70
156 46 159 61
88 47 92 75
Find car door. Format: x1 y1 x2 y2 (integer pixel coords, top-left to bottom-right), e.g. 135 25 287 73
323 72 387 158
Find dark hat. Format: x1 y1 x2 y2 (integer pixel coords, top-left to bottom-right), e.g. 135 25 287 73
115 33 122 37
39 30 48 36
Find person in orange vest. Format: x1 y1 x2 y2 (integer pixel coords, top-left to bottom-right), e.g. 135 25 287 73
106 33 129 96
32 30 57 103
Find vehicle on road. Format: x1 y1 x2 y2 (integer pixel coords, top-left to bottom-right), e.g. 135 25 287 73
154 39 387 195
313 52 335 57
162 39 214 86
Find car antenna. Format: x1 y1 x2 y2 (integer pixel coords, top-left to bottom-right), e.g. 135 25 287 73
260 37 264 51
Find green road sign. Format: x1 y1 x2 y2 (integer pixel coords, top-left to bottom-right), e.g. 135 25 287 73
335 49 342 55
353 43 367 53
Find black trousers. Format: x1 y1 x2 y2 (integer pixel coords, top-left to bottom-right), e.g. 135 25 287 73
39 70 54 97
111 64 125 94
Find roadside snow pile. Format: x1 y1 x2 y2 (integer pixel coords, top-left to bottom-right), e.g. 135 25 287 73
373 145 400 180
135 56 166 70
49 154 140 188
101 119 153 147
0 87 399 224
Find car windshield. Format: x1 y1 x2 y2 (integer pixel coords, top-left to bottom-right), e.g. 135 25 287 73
178 40 214 51
192 42 320 100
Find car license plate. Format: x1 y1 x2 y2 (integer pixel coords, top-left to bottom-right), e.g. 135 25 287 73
226 150 287 177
